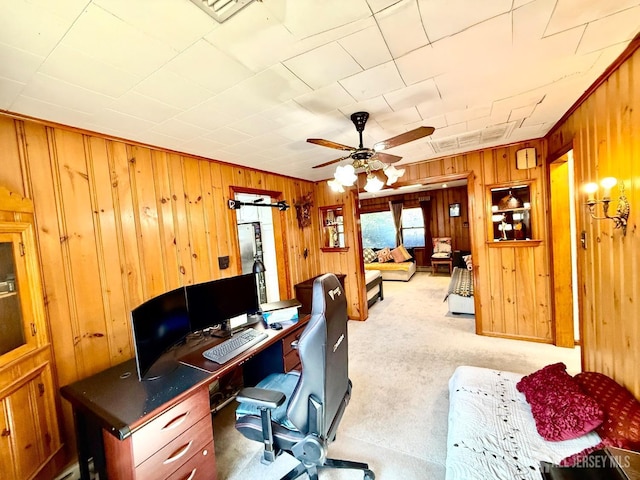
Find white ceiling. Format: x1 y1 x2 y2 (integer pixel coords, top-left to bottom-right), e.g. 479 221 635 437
1 0 639 182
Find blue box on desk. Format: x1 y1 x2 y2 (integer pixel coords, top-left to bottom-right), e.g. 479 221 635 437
260 299 301 326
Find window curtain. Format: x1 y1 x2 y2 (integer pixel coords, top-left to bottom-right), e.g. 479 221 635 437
389 200 403 246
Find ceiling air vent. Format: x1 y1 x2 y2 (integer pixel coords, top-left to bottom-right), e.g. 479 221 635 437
189 0 257 23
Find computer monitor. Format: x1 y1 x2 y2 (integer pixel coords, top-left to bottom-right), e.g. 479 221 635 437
186 274 260 334
130 287 191 381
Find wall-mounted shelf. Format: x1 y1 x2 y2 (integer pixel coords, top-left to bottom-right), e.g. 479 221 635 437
319 205 347 251
487 183 537 242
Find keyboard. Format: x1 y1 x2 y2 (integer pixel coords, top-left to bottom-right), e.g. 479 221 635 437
202 328 268 364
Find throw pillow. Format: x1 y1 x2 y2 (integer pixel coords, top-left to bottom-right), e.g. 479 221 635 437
433 237 452 254
390 245 412 263
377 247 393 263
516 363 603 441
363 248 378 264
462 254 473 270
574 371 640 450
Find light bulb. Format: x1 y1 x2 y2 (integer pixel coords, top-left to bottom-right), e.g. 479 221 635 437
584 182 598 202
600 177 617 199
364 175 384 192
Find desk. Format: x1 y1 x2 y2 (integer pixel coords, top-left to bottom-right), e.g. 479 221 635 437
61 317 308 480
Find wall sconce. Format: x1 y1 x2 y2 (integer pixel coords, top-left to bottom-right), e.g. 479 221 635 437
583 177 630 235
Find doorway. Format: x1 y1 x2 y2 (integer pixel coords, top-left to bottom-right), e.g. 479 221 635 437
234 192 280 304
549 150 579 347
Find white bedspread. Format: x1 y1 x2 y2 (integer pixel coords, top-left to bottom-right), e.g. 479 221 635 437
446 366 601 480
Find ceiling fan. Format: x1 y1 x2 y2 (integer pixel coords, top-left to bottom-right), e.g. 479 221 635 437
307 111 435 170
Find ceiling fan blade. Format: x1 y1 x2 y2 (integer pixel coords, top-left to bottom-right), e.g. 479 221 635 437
307 138 356 152
312 155 352 169
375 152 403 164
372 126 435 151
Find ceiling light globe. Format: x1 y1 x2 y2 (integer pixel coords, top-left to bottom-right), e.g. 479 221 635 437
364 175 384 192
327 179 345 192
334 164 357 186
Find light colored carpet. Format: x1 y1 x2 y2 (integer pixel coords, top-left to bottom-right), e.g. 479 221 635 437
214 272 581 480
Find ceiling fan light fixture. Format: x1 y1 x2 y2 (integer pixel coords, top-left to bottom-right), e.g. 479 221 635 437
383 164 405 185
327 179 345 193
334 164 357 186
364 174 384 193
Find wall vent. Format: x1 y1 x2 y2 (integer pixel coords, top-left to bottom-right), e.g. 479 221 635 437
189 0 256 23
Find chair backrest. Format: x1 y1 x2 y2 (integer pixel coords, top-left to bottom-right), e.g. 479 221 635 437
432 237 452 255
286 273 349 437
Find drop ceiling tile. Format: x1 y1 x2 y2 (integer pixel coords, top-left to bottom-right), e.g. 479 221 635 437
21 73 114 114
375 107 423 129
384 79 440 111
108 92 181 123
294 83 354 114
0 77 25 110
338 97 394 118
512 0 557 46
272 0 371 38
446 105 492 125
340 61 404 101
166 39 253 94
60 4 178 78
339 25 393 69
229 114 282 137
366 0 402 14
93 0 216 51
39 43 141 97
133 69 214 110
509 104 538 122
577 6 640 54
204 127 252 146
0 1 77 57
181 136 227 153
177 99 242 131
90 109 157 135
418 0 512 42
284 42 363 90
150 118 210 141
545 0 639 36
0 43 45 83
11 94 93 129
243 64 312 103
375 1 429 58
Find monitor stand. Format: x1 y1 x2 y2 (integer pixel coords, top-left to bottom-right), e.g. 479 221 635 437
210 319 232 338
142 352 180 381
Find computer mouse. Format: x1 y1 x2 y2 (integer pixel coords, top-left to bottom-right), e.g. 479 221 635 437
271 322 283 330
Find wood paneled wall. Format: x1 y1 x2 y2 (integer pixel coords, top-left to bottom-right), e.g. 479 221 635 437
358 186 471 251
547 44 640 398
0 114 325 449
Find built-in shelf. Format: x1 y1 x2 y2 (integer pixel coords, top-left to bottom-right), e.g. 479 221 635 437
319 205 346 250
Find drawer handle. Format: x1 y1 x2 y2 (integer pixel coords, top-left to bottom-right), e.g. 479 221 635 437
291 340 299 350
182 467 197 480
163 441 193 465
162 411 190 431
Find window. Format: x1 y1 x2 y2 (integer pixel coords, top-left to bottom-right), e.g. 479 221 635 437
401 208 425 248
360 207 425 248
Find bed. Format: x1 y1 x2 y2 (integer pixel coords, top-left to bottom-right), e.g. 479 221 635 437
444 266 474 314
365 269 383 307
364 261 416 281
446 366 602 480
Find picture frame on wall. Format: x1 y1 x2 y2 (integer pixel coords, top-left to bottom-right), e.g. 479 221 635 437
449 203 461 217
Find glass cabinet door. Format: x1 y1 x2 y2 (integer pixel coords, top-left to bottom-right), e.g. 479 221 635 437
0 233 31 359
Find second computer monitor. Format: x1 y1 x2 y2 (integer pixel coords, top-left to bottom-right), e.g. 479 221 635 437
186 273 260 332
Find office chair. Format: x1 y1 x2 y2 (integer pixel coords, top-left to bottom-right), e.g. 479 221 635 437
235 273 375 480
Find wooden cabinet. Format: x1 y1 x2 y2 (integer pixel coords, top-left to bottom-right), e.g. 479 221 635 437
0 187 62 479
487 183 534 242
102 386 216 479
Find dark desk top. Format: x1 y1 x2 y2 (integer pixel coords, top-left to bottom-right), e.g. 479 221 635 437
60 359 211 440
60 317 308 441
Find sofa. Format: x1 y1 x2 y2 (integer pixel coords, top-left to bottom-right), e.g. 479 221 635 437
446 364 640 479
362 246 416 282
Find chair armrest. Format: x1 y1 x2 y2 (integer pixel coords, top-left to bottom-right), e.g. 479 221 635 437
236 387 286 409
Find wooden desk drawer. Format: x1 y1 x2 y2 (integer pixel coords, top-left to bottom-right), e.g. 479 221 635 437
284 350 300 372
135 416 213 480
132 387 210 466
282 324 304 356
165 441 216 480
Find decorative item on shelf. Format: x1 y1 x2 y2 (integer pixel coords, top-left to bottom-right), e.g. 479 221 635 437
492 214 511 240
294 193 313 228
498 190 522 210
583 177 630 235
228 198 290 211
